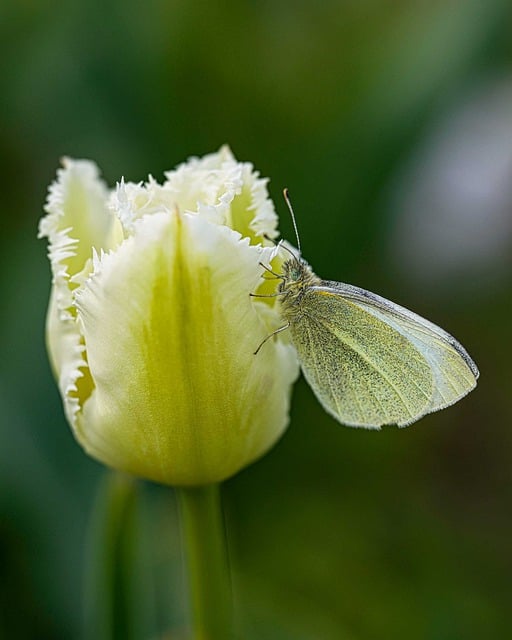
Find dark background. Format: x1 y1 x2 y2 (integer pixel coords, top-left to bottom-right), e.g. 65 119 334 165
1 1 512 638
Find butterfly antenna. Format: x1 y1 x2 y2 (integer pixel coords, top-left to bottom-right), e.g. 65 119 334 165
283 188 301 254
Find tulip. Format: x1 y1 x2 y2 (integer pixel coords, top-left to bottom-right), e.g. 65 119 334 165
39 146 299 487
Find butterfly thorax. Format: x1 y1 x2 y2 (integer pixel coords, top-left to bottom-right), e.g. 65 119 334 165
278 258 320 314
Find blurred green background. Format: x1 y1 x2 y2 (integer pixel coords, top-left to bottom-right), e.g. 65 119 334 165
2 0 512 638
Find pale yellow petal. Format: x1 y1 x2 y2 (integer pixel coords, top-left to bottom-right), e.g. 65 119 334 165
74 211 298 485
39 158 123 316
40 159 122 430
164 146 279 242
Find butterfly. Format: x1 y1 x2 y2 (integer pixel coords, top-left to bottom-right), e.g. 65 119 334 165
254 190 479 428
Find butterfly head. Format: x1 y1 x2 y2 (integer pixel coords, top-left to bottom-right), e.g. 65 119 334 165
279 257 320 302
282 257 308 283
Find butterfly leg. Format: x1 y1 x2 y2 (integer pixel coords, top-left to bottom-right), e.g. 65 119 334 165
249 291 284 298
254 322 290 355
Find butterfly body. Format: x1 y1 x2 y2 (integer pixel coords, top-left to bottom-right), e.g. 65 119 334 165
277 256 479 429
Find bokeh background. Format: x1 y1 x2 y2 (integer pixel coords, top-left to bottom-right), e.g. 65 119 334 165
2 1 512 638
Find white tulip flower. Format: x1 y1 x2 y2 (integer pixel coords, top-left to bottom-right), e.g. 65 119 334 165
39 147 299 486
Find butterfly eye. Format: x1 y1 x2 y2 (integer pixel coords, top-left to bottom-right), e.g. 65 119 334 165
292 268 302 280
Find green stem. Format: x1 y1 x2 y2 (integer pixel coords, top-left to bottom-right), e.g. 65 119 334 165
177 484 232 640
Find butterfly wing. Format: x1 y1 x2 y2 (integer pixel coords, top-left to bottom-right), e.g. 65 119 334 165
286 282 478 428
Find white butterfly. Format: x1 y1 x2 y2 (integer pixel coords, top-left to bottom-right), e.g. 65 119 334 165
255 191 478 428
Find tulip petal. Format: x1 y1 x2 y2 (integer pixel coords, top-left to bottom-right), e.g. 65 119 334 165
165 146 279 242
39 158 122 315
75 211 298 485
41 160 123 431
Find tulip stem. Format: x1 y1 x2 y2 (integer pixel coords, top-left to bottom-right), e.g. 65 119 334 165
177 484 232 640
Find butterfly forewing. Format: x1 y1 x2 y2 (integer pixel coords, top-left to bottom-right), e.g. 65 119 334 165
285 286 436 428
